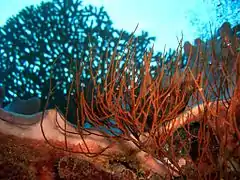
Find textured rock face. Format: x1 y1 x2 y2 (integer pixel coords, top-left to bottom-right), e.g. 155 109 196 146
0 130 165 180
0 107 179 178
0 132 118 180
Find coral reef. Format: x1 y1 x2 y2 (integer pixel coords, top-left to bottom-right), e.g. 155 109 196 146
57 156 116 180
0 131 165 180
0 19 239 178
0 1 239 179
0 0 158 125
0 161 36 180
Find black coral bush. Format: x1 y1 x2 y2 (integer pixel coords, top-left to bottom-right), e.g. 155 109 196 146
0 0 158 119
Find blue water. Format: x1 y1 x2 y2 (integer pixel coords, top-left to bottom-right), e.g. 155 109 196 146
0 0 238 132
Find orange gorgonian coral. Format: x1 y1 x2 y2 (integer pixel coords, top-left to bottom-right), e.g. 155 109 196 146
38 22 240 178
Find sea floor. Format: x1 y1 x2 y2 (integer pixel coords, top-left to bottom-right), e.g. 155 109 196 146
0 132 165 180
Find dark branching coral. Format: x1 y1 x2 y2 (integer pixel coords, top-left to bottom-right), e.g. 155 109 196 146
0 0 159 123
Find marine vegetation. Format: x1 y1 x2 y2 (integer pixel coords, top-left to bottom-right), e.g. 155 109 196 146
0 0 239 179
39 21 239 179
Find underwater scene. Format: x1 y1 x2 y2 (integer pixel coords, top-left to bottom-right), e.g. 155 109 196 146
0 0 239 179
